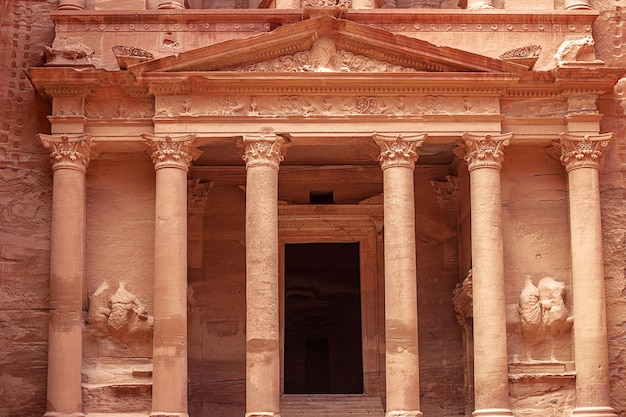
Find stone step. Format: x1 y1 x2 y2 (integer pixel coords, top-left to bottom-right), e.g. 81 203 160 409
280 394 384 417
84 414 149 417
82 382 152 414
82 361 153 384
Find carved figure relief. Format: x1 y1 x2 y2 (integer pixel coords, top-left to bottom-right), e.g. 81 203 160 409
43 38 94 67
555 37 599 66
518 276 573 362
233 37 417 73
87 282 154 343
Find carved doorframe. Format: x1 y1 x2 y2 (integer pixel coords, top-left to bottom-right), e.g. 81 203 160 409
278 203 383 397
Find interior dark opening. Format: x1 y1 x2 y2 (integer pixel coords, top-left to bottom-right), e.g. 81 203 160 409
309 190 335 205
284 242 363 394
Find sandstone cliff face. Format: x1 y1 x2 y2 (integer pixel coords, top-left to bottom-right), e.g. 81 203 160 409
594 1 626 414
0 1 56 416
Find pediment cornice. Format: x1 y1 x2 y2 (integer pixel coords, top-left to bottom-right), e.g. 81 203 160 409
130 16 529 75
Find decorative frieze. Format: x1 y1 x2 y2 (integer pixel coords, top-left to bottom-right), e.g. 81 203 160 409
154 94 498 118
112 45 155 70
456 132 512 171
143 133 200 171
86 96 154 119
556 133 612 171
38 133 92 172
51 20 592 35
373 133 426 170
241 133 290 171
499 45 541 69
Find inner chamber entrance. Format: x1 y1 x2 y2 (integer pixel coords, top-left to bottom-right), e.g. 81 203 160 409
283 242 364 394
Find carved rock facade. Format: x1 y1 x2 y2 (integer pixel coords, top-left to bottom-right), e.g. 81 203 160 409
2 1 626 417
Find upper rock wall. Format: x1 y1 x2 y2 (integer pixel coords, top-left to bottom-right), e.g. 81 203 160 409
0 1 56 416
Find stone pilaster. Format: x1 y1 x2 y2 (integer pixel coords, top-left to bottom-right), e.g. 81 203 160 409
556 133 616 417
187 180 213 282
374 133 425 417
38 133 92 417
143 134 200 417
241 133 289 417
457 132 513 417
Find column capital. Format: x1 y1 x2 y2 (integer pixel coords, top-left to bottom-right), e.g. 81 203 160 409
187 179 213 213
143 134 200 172
240 133 290 171
38 133 92 172
556 133 612 172
373 133 426 171
457 132 512 172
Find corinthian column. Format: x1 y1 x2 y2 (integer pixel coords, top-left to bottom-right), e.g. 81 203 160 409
466 0 494 9
57 0 85 10
563 0 591 10
241 133 289 417
143 134 200 417
38 133 92 417
374 133 425 417
556 133 616 417
457 132 513 417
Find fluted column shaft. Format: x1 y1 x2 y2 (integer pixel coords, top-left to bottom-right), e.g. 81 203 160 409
459 133 513 417
39 134 92 417
242 134 289 417
557 133 616 417
144 134 200 417
374 133 425 417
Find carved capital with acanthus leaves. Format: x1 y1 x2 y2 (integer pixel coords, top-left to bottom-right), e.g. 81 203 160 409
374 133 426 171
143 134 200 172
457 132 512 172
38 133 92 172
241 133 290 171
556 132 612 172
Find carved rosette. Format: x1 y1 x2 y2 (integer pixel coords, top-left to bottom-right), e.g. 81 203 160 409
557 133 612 172
374 133 426 171
241 134 290 171
38 133 92 172
143 134 200 171
457 132 512 171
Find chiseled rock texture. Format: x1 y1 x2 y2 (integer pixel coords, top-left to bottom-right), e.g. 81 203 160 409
595 0 626 413
0 1 56 416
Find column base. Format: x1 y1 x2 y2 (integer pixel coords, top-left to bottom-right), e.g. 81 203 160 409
572 406 617 417
150 413 189 417
43 413 84 417
473 408 514 417
386 411 423 417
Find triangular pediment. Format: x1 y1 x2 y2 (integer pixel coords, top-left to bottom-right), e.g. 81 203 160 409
131 16 527 75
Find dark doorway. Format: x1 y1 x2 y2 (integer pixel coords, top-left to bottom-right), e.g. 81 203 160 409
283 243 364 394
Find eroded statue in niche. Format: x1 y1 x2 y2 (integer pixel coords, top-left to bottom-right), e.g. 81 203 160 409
518 275 573 362
87 282 154 342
